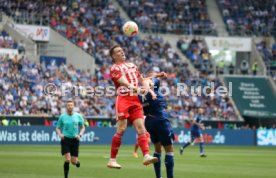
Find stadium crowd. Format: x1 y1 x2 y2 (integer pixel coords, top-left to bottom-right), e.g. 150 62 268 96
0 55 115 117
0 0 238 121
0 0 50 25
217 0 276 36
256 41 276 81
177 37 214 75
0 30 25 53
118 0 216 35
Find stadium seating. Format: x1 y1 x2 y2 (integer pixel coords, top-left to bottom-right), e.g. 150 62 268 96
0 55 115 117
177 37 214 75
118 0 217 35
0 0 238 121
217 0 276 36
0 30 25 52
256 41 276 81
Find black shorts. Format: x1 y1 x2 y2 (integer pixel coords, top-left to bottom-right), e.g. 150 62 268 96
61 137 80 157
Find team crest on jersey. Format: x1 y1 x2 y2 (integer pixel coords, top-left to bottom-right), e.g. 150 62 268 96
112 73 119 78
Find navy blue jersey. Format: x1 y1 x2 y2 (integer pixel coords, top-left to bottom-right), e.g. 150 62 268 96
139 78 168 119
191 114 202 132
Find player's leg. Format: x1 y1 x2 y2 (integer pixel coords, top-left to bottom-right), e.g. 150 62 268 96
164 145 174 178
130 102 158 165
107 119 127 169
71 156 80 167
153 142 162 178
61 138 71 178
145 118 162 177
133 142 139 158
70 138 80 167
132 118 158 165
180 133 195 155
160 120 174 178
199 134 207 157
64 153 71 178
108 96 128 169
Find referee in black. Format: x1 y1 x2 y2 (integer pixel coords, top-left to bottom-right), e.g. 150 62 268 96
56 100 85 178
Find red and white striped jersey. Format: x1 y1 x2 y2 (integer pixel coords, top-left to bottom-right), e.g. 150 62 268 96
110 62 141 90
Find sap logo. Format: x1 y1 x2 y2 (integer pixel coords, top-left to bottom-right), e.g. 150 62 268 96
257 130 276 146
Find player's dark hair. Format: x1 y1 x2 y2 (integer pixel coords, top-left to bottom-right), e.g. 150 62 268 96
145 68 155 77
109 44 121 62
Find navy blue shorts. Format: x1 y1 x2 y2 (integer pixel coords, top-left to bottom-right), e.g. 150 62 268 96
191 130 201 140
145 116 174 146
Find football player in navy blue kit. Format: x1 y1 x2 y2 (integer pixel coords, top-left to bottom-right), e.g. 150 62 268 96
180 107 207 157
139 71 174 178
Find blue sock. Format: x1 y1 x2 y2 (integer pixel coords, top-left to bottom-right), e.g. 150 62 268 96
200 142 204 154
182 142 190 149
153 152 161 178
165 152 174 178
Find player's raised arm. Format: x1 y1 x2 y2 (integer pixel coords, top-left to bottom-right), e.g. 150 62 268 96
154 72 168 79
144 72 168 80
141 77 157 100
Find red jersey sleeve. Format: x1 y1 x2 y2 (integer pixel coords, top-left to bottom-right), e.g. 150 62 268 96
110 66 123 82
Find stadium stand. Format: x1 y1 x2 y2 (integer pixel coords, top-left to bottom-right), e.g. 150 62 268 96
256 41 276 82
0 0 240 122
0 55 115 117
0 30 25 52
177 37 214 75
0 0 49 25
217 0 276 36
118 0 217 35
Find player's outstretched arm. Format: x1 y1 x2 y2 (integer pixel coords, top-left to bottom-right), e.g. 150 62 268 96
141 78 157 100
155 72 168 79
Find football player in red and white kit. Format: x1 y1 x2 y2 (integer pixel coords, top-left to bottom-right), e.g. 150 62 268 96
107 45 158 169
133 132 151 158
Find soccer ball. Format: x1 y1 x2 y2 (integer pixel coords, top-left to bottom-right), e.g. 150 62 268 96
122 21 139 37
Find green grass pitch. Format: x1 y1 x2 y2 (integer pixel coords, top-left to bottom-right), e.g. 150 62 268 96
0 145 275 178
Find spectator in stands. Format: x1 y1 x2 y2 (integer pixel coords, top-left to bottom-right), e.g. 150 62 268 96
218 60 225 74
118 0 216 35
218 0 276 36
228 63 235 74
252 62 258 75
